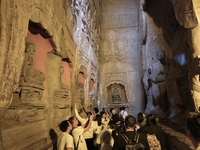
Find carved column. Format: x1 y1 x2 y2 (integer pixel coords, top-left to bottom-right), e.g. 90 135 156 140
0 0 28 107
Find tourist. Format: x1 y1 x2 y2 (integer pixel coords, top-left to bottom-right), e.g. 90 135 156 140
110 108 120 124
112 115 150 150
69 115 93 150
93 107 99 120
137 112 146 127
96 120 116 150
93 114 103 149
57 120 74 150
74 103 101 150
100 111 110 130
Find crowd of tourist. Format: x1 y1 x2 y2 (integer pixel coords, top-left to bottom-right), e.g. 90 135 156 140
57 104 200 150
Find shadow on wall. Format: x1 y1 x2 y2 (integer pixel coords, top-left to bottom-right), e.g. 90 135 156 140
40 128 58 150
49 128 58 150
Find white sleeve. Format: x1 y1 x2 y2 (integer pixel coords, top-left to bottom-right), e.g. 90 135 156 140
75 108 87 125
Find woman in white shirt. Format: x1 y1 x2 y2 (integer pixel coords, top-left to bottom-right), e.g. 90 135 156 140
93 114 103 149
100 111 110 130
74 104 100 150
69 114 93 150
96 120 116 150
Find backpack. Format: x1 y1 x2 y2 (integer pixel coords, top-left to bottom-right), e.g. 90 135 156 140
121 132 145 150
146 134 161 150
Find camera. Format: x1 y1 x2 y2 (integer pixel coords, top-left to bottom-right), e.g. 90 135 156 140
82 107 92 117
87 112 92 117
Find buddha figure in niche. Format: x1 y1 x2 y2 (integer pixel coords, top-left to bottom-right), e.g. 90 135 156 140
21 43 45 87
112 85 121 103
59 66 69 91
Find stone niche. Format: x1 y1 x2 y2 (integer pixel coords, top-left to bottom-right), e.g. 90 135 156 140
89 78 95 106
53 60 71 112
2 21 54 149
107 83 128 108
74 71 85 112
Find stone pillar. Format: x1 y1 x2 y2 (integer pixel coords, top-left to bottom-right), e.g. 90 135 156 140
0 0 28 107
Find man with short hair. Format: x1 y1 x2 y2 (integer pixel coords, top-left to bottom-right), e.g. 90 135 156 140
110 108 120 124
93 107 99 120
112 115 150 150
57 120 74 150
186 112 200 150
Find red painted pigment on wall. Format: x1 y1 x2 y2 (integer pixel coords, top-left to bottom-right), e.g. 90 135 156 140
61 61 71 85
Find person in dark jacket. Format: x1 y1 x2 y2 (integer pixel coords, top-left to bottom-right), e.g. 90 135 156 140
110 108 120 124
110 108 122 133
140 114 167 150
112 115 150 150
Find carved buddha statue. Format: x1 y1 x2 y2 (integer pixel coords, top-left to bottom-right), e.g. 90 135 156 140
111 85 121 103
21 43 45 87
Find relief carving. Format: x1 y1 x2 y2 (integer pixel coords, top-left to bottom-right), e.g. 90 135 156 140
143 34 190 117
90 65 97 80
3 106 46 128
163 0 200 113
142 50 167 115
79 52 90 69
171 0 198 28
111 84 121 104
75 87 84 111
103 31 123 62
19 43 45 104
104 73 127 86
53 66 70 109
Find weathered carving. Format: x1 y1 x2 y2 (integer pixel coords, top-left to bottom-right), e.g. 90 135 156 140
103 73 127 86
103 31 123 62
189 56 200 112
111 84 121 104
3 106 46 129
170 0 200 113
142 33 191 117
171 0 198 28
19 43 45 104
75 87 84 111
79 52 90 70
53 66 70 109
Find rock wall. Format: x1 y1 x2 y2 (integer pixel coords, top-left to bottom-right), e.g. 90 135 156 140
0 0 101 149
99 0 145 116
142 0 198 118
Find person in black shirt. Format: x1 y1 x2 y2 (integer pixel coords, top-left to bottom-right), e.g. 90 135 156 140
110 108 120 124
112 115 150 150
110 108 122 133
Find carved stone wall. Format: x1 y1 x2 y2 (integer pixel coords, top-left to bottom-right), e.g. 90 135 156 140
142 0 195 118
0 0 101 149
1 0 199 149
100 0 144 116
